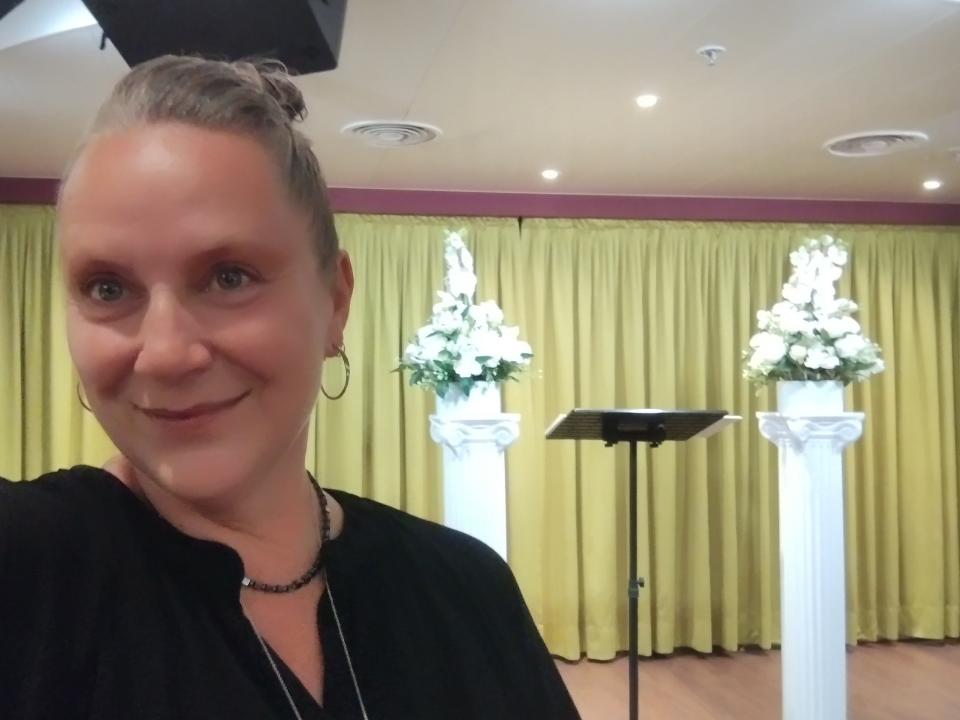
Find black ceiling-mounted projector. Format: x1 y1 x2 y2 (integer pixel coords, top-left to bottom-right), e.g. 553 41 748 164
0 0 348 73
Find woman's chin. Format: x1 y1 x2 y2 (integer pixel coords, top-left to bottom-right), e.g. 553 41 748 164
126 448 259 505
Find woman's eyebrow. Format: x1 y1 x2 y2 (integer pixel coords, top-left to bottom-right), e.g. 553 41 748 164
186 238 279 266
66 256 129 279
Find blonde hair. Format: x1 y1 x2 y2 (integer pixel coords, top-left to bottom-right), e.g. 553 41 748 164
61 55 338 266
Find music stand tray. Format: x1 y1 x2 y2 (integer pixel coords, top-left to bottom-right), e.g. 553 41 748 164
546 408 737 720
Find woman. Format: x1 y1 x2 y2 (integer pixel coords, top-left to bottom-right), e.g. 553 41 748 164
0 55 580 720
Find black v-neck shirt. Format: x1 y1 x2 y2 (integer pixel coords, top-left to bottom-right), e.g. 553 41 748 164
0 466 580 719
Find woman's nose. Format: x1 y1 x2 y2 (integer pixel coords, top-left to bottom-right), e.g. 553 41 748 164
132 290 212 380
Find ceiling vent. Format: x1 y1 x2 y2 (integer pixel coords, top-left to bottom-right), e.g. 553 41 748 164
340 121 441 148
824 130 928 157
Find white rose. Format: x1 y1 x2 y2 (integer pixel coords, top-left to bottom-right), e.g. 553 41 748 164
777 308 812 335
748 332 788 365
454 354 483 379
746 351 767 371
756 310 772 331
432 291 459 314
479 300 504 326
501 338 533 364
496 326 532 363
804 346 840 370
782 282 812 305
826 245 848 266
467 304 487 325
469 328 504 367
835 298 858 314
433 310 463 334
834 334 867 359
788 344 808 363
813 298 842 318
500 325 520 341
821 316 860 338
446 268 477 299
418 334 448 362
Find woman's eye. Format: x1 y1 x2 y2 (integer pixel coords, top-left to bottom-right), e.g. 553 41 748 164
211 266 253 292
87 279 125 303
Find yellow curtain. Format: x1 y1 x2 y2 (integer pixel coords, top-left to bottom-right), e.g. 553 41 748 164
0 205 117 481
306 215 521 520
504 219 960 659
2 207 959 661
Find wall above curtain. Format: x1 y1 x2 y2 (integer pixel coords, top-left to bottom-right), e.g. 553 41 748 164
3 177 960 225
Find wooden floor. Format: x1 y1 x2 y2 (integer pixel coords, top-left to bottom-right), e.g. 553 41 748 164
556 641 960 719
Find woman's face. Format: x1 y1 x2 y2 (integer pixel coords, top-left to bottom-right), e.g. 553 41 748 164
58 122 353 502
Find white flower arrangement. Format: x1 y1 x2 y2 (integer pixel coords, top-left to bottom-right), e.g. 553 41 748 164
397 231 533 398
743 235 885 386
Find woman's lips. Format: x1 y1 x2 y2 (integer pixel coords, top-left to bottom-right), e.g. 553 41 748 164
140 391 249 421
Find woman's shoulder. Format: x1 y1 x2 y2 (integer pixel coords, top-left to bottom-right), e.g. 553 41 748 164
330 490 502 554
1 464 124 510
0 465 129 552
327 489 514 589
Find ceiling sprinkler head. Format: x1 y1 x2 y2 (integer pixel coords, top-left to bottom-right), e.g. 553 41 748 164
697 45 727 67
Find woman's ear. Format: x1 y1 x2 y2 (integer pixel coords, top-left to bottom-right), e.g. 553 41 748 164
326 250 354 354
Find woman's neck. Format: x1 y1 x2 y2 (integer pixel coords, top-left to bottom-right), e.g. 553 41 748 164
105 452 342 587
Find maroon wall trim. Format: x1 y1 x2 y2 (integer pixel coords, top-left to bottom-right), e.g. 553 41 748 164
0 178 59 205
4 178 960 225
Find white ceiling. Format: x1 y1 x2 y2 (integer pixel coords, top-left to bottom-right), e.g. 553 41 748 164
2 0 960 202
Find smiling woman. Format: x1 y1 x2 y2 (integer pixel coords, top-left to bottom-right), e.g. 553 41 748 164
0 55 579 720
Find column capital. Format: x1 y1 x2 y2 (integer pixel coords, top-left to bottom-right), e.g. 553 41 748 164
429 414 521 458
757 413 865 453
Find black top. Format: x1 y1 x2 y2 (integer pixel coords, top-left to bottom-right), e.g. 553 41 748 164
0 466 580 719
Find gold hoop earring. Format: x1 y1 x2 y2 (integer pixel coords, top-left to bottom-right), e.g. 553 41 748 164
77 382 92 413
320 345 350 400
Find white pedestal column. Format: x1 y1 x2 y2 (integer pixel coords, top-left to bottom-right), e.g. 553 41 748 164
429 383 519 559
758 410 864 720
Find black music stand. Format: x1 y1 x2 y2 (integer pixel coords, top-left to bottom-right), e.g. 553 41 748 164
546 409 736 720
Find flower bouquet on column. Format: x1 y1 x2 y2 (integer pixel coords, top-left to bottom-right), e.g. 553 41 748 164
746 234 883 720
743 234 884 411
397 230 533 415
395 230 532 557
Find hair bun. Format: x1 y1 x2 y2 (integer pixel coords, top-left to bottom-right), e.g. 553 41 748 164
244 59 307 123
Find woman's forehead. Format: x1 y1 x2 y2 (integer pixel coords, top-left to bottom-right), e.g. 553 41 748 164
58 124 309 263
62 124 286 216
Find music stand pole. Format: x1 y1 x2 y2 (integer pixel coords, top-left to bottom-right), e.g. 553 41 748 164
628 439 639 720
545 408 735 720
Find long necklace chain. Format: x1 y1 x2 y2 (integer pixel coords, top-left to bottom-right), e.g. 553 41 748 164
241 475 369 719
250 617 305 720
244 572 369 720
325 570 370 720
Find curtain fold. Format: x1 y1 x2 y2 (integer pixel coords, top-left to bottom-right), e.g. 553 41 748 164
2 206 958 660
0 206 117 481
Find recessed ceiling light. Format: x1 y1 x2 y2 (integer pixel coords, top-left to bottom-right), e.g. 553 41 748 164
541 169 560 181
923 179 943 191
635 94 659 109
